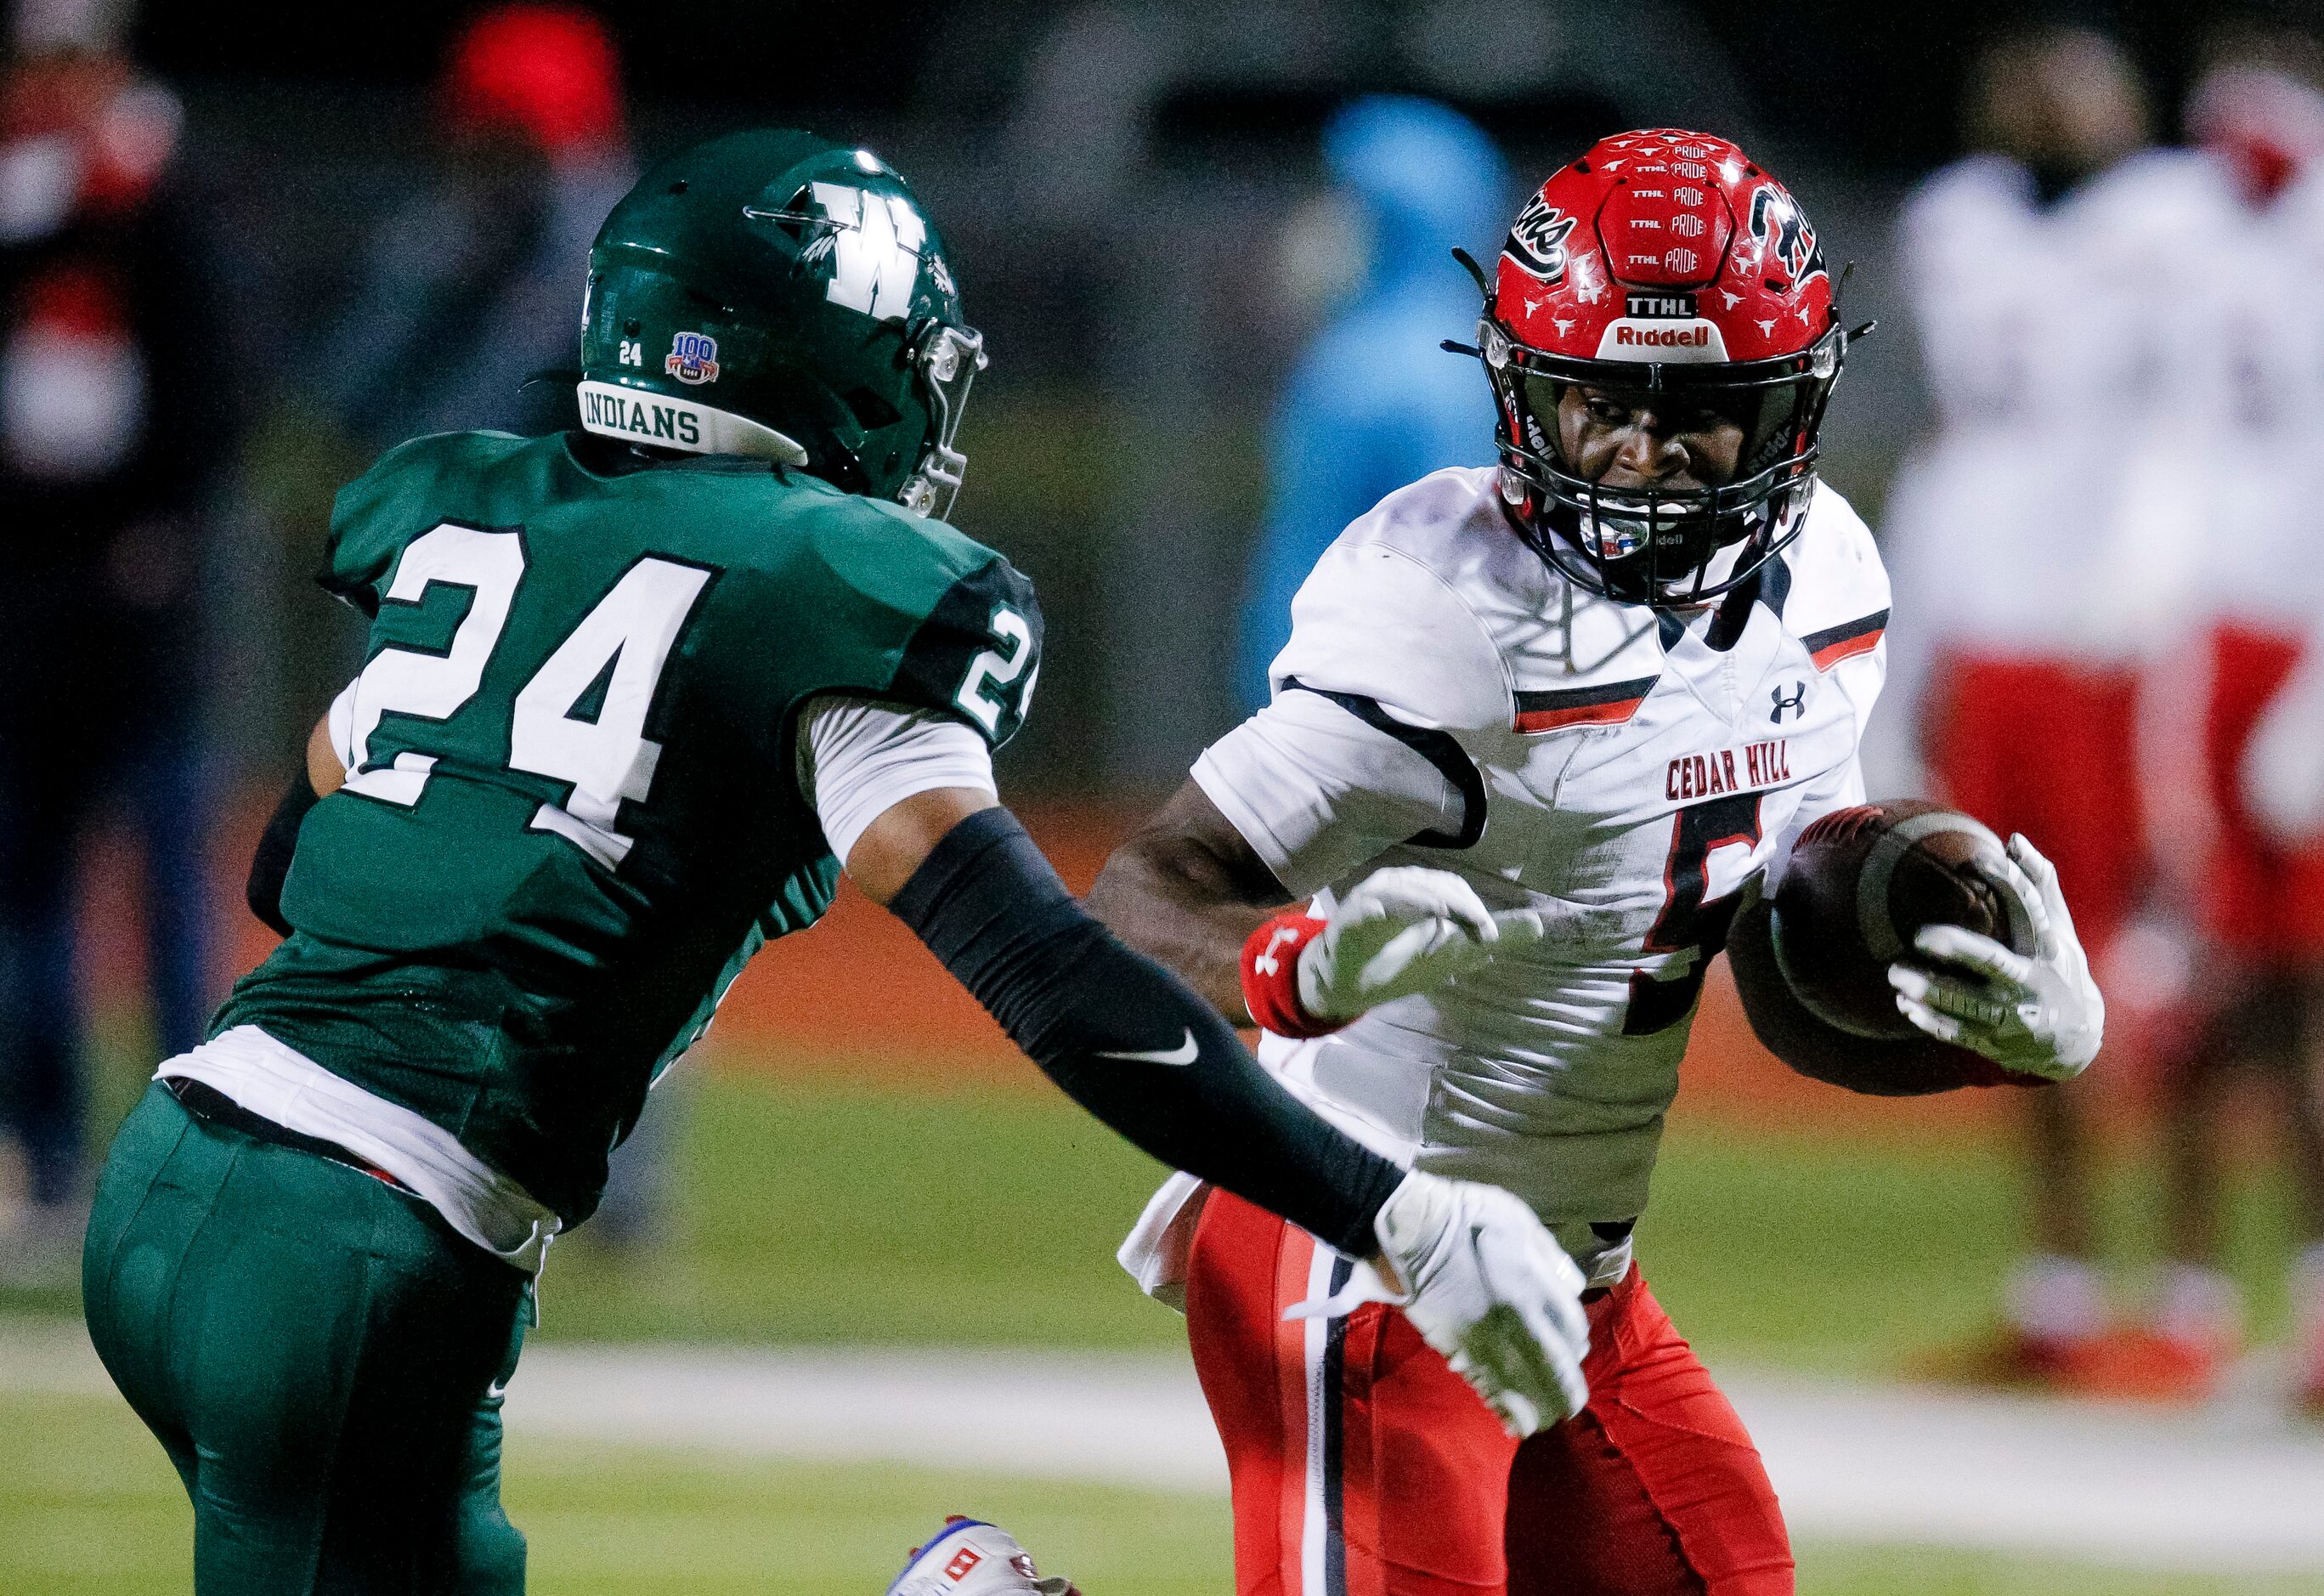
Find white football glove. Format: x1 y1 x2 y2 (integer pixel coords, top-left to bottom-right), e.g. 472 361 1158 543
1298 867 1559 1022
1886 834 2104 1082
1293 1169 1591 1437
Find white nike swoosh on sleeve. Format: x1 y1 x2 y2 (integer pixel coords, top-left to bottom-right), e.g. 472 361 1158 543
1094 1028 1200 1066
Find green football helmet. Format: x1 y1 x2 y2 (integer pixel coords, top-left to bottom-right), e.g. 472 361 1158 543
576 127 986 518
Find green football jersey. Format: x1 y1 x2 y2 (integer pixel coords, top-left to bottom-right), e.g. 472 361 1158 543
216 430 1041 1223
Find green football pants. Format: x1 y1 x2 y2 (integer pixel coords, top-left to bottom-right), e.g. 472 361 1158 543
82 1084 531 1594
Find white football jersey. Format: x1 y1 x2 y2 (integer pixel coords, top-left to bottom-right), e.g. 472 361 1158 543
1190 466 1888 1280
1884 151 2240 672
1878 150 2243 791
2136 164 2324 857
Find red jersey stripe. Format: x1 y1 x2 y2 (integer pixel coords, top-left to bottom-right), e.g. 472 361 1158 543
1808 626 1885 670
1513 674 1660 733
1514 697 1650 733
1799 608 1889 671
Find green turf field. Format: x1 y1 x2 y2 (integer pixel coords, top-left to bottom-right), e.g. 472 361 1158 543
24 1059 2299 1360
1643 1094 2307 1371
8 1058 2316 1592
6 1389 2317 1596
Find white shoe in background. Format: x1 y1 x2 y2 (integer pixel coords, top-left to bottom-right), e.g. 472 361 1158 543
885 1517 1079 1596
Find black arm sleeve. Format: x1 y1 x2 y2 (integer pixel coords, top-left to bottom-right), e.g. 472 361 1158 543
889 807 1406 1256
1726 899 2027 1096
246 775 319 937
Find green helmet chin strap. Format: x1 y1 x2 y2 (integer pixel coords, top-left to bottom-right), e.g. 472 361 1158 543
574 129 987 519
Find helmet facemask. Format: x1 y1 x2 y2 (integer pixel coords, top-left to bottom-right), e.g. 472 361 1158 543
1466 127 1860 609
896 318 987 519
1483 318 1846 607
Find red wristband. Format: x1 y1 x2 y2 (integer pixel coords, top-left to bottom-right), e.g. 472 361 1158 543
1241 910 1341 1039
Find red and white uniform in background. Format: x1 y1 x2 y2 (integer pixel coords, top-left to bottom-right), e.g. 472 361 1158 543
1124 466 1890 1595
1880 149 2236 962
2135 155 2324 964
0 66 180 479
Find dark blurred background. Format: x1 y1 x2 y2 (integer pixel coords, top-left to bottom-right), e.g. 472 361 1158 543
116 0 2314 795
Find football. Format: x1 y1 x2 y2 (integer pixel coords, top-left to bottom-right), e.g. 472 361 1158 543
1770 800 2037 1041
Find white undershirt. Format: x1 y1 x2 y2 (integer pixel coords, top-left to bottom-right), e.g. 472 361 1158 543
794 693 998 864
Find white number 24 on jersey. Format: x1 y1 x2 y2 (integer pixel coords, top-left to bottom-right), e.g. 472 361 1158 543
340 523 710 869
953 604 1036 737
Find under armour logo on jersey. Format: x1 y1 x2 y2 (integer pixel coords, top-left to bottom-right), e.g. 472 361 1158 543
1769 682 1807 723
806 181 926 320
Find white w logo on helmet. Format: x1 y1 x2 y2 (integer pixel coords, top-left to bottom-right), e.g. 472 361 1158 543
810 182 925 320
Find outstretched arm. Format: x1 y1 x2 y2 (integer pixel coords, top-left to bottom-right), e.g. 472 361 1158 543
851 784 1402 1256
848 778 1589 1438
1090 775 1562 1040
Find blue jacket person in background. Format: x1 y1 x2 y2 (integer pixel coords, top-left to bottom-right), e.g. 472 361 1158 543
1236 97 1510 709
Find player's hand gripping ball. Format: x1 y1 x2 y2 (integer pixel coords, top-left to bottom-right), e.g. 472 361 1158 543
1887 832 2104 1081
1772 801 2102 1081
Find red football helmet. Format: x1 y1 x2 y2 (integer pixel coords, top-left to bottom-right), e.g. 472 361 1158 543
1468 129 1863 604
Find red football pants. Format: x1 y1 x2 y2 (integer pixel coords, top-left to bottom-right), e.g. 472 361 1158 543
1185 1190 1793 1596
1922 654 2143 956
2189 623 2324 959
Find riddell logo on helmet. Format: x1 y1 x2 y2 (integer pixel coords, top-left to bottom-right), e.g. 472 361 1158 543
1596 319 1730 362
1617 325 1708 347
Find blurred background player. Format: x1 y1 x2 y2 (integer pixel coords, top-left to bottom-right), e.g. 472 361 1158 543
2096 31 2324 1406
1880 21 2185 1384
0 0 223 1279
305 2 631 450
240 3 632 627
1234 95 1508 710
